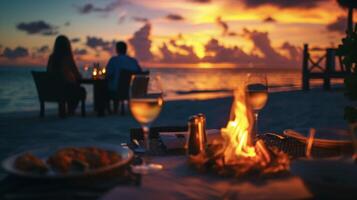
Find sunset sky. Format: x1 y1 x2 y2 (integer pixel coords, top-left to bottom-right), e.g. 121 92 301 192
0 0 352 68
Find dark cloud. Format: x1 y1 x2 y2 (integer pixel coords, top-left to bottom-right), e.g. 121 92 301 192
159 39 199 63
193 28 300 67
216 17 237 36
263 16 276 23
326 16 346 34
86 36 110 49
16 21 58 36
76 1 122 14
243 29 300 66
122 22 299 66
202 38 258 63
166 14 185 21
281 42 301 62
86 36 115 53
121 23 300 67
37 45 50 54
216 17 229 36
89 19 301 67
201 31 300 67
243 29 287 63
71 37 81 43
74 48 88 56
310 46 325 51
188 0 211 3
129 23 153 61
102 43 115 53
64 21 70 26
132 17 149 23
118 14 126 24
242 0 325 8
1 46 29 59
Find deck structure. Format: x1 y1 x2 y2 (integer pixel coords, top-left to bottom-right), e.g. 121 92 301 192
302 44 352 90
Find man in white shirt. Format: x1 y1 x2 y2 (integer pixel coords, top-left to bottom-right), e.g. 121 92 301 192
106 41 142 95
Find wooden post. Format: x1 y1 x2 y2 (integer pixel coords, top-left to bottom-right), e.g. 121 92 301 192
40 101 45 118
58 101 66 118
121 100 126 116
81 99 86 117
324 48 335 90
347 7 353 36
302 44 310 90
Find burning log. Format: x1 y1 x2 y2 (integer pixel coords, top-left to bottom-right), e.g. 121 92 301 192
189 140 290 178
189 86 290 178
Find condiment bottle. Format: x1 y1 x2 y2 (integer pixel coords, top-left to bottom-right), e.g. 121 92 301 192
197 113 207 144
187 115 206 155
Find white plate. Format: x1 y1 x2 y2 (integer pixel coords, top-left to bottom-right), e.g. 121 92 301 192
2 143 134 179
283 128 352 148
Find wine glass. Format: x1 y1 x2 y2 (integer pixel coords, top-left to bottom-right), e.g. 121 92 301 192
129 74 164 152
245 73 268 136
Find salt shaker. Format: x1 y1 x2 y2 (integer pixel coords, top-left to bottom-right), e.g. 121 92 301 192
187 115 206 155
197 113 207 143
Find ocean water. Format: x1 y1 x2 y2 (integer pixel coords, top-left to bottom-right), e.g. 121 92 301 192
0 66 330 113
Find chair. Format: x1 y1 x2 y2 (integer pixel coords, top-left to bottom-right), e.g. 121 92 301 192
109 70 149 115
31 71 86 118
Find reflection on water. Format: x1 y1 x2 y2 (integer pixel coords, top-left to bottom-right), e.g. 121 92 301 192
0 66 342 113
152 68 300 100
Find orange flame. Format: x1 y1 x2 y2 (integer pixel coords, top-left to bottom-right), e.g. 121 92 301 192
221 86 256 163
189 85 290 177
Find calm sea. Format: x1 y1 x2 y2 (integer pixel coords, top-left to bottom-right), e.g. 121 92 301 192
0 66 329 113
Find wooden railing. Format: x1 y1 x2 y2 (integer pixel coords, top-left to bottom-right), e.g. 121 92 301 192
302 44 351 90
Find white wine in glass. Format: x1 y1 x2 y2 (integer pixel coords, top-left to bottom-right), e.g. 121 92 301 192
130 94 163 125
245 73 268 136
246 83 268 111
129 74 164 152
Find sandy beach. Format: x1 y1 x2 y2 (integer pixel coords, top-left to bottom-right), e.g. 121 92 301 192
0 89 351 166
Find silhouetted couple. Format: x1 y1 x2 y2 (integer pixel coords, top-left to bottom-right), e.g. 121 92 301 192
46 35 142 114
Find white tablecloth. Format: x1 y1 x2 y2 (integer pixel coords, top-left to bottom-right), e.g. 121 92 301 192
101 156 312 200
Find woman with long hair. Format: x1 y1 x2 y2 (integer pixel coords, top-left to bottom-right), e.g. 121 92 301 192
47 35 86 114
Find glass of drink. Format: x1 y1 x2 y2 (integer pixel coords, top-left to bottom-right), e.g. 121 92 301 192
129 74 164 152
245 73 268 135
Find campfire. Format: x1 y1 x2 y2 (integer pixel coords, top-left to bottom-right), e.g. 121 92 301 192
189 86 290 177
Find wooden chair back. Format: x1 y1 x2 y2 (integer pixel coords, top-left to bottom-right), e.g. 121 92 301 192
31 71 65 102
117 70 150 100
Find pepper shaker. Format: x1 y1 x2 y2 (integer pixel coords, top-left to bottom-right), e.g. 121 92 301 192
187 115 206 155
197 113 207 144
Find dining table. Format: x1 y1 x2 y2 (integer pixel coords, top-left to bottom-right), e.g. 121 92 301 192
101 155 312 200
80 78 108 116
0 127 355 200
101 127 356 199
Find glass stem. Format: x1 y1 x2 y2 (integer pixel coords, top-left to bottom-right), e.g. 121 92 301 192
142 125 150 151
254 112 259 136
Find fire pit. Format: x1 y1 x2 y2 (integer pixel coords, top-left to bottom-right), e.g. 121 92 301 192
189 87 290 177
